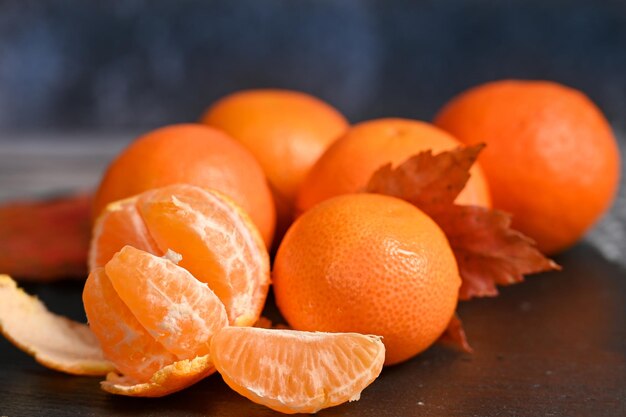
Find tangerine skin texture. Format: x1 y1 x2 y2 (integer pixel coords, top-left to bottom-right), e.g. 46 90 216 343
435 80 621 254
273 193 461 365
297 118 491 215
93 124 276 247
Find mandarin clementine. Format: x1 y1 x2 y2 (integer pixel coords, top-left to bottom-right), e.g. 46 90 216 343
90 184 270 327
434 80 621 254
273 193 460 365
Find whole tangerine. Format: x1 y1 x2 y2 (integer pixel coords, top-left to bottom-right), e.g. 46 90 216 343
273 193 460 365
434 80 621 254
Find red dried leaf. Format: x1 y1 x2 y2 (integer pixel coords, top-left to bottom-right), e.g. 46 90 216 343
366 145 559 300
436 206 560 300
365 144 485 210
0 193 92 281
438 314 472 353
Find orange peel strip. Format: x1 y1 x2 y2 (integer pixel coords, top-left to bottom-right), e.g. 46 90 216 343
101 354 214 397
0 274 114 376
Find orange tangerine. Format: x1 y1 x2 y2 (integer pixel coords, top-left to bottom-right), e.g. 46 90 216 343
274 193 460 365
435 80 621 254
83 247 229 395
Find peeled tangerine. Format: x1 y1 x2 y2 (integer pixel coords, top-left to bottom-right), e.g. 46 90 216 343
89 184 271 327
83 184 271 396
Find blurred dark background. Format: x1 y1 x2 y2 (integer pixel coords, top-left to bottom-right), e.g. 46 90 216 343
1 0 625 132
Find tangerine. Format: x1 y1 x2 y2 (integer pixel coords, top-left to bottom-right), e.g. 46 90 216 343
434 80 621 254
273 193 460 365
89 184 270 327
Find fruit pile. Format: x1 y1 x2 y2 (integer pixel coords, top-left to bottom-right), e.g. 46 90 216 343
0 81 620 414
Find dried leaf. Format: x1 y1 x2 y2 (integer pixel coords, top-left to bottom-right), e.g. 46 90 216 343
438 314 472 353
366 145 559 300
0 193 91 281
366 144 485 209
0 274 114 376
437 206 560 299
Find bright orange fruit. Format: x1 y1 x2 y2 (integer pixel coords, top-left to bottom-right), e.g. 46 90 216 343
89 184 270 327
211 326 385 414
434 80 621 254
297 118 491 215
93 123 276 247
83 247 229 395
201 89 349 239
273 193 460 365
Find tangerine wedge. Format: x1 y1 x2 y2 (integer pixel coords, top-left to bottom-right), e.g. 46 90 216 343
210 326 385 414
89 184 270 327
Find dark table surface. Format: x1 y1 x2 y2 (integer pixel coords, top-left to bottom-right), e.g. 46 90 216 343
0 140 625 416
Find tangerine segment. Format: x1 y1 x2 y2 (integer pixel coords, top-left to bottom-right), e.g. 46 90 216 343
105 246 228 359
211 327 385 414
136 185 270 326
83 268 178 382
101 355 214 398
0 275 113 376
89 198 162 270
